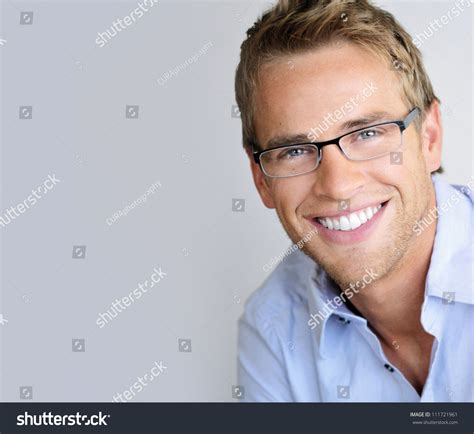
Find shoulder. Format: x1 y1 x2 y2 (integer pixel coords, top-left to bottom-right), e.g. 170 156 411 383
241 249 314 332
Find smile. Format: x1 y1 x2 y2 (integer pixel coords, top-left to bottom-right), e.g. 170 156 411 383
316 204 383 231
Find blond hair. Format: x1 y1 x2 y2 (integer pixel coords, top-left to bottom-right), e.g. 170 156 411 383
235 0 440 171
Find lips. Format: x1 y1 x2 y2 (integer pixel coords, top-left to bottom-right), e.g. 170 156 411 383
316 204 383 231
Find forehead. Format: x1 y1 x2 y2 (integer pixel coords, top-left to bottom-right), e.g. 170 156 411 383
254 42 405 147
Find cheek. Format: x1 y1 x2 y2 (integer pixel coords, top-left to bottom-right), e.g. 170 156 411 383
361 137 425 185
361 143 430 215
270 178 313 216
366 153 404 179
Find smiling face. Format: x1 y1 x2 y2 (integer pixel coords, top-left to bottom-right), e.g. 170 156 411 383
251 42 442 288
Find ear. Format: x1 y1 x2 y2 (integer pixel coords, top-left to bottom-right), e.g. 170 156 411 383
420 100 443 173
246 149 276 209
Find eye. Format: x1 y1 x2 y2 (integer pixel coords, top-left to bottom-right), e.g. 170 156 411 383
358 128 378 140
278 147 313 160
287 147 306 157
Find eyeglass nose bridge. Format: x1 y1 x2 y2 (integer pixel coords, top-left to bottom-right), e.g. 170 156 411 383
314 140 350 167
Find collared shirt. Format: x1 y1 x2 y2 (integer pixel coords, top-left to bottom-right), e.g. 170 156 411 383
238 176 473 402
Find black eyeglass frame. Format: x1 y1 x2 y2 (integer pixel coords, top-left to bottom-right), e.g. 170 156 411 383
252 107 421 177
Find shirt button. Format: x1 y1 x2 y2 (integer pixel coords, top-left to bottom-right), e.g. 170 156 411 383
338 316 351 324
384 363 395 372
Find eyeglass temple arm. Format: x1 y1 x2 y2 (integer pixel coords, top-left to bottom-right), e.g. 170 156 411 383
252 145 262 164
402 107 420 130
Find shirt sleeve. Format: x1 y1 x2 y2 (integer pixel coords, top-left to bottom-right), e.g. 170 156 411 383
237 309 293 402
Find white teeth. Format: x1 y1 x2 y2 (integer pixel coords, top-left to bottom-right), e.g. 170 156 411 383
339 216 350 231
349 213 361 230
358 210 367 224
317 203 383 231
325 218 333 230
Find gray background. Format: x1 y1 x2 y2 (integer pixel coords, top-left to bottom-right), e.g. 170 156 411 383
0 0 472 401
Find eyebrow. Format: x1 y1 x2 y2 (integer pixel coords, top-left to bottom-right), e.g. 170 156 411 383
339 111 392 131
264 133 310 149
261 111 393 150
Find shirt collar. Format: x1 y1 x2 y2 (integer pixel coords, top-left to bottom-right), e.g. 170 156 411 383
424 175 473 305
306 264 366 358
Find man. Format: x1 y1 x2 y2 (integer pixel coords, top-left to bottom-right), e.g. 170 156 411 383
235 0 473 402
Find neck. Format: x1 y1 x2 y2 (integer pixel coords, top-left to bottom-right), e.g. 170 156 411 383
348 211 436 343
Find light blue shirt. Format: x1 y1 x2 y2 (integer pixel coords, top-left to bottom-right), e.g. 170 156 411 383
238 176 473 402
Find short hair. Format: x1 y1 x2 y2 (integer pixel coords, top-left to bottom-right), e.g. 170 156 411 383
234 0 442 172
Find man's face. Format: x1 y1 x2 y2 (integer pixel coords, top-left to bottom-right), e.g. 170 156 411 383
251 42 442 287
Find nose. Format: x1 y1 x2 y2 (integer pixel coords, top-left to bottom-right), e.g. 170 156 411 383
312 144 365 200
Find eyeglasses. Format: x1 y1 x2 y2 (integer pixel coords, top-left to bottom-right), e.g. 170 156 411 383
253 107 420 178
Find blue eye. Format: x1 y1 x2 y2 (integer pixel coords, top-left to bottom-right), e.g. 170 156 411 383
275 148 306 160
268 145 317 163
358 129 378 140
286 148 306 157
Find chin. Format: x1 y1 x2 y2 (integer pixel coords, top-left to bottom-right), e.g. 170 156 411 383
304 236 403 290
